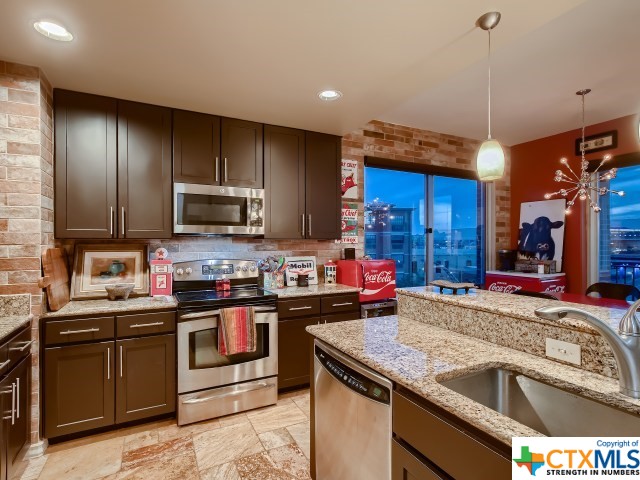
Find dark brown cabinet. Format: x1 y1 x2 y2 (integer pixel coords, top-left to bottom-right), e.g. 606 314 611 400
42 310 177 439
43 341 114 438
115 334 176 424
2 356 30 480
392 440 446 480
264 128 341 239
277 293 359 390
54 90 117 239
54 90 172 239
117 101 173 238
221 118 263 188
173 110 221 185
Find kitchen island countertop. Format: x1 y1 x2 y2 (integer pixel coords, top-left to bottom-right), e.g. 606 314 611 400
307 315 640 446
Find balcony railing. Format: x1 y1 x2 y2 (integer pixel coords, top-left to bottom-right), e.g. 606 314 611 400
606 255 640 289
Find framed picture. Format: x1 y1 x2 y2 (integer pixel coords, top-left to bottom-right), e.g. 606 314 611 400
575 130 617 156
71 244 149 300
517 199 566 271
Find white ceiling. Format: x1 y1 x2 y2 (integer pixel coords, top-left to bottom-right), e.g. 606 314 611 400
1 0 635 145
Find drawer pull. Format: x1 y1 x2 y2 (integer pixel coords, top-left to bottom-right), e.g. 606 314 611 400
0 360 10 369
16 377 19 419
107 347 110 380
10 340 33 352
289 306 313 311
331 302 353 307
129 322 164 328
11 383 15 425
182 382 273 404
60 328 100 335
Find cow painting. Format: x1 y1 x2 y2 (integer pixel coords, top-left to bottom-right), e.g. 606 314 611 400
518 216 564 260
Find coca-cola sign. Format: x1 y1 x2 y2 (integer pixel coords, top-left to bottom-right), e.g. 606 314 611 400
488 282 522 294
363 270 392 284
543 285 566 293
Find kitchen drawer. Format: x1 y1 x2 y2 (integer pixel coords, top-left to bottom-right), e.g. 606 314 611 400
7 325 33 366
45 316 115 346
321 311 361 324
117 311 176 338
321 293 359 314
277 297 321 319
393 390 511 480
392 439 449 480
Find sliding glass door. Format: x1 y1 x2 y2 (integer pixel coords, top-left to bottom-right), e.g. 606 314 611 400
364 167 485 288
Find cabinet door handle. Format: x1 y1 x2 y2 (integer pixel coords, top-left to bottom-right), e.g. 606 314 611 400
129 322 164 328
60 328 100 335
16 377 19 419
301 214 306 237
109 206 114 236
0 360 10 370
308 214 312 237
11 383 15 425
215 157 219 182
331 302 353 307
107 347 110 380
120 345 123 378
10 340 33 352
289 306 312 311
121 207 125 236
224 158 228 182
182 382 273 404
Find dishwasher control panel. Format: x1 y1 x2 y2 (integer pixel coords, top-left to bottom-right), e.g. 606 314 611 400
315 345 390 404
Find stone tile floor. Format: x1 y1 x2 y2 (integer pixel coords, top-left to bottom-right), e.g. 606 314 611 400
18 389 311 480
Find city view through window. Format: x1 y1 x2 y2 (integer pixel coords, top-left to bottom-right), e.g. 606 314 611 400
598 164 640 288
364 167 485 288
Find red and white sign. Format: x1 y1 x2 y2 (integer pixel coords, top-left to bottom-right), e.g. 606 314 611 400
485 271 566 295
150 248 173 297
337 259 396 302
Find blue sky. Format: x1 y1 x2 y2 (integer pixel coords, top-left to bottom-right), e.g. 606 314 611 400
609 165 640 229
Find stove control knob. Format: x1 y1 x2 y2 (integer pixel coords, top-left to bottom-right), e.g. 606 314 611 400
242 266 248 272
235 266 241 272
185 267 193 275
176 268 184 276
249 265 256 272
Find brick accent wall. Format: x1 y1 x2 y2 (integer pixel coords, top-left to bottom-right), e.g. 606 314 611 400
0 60 54 446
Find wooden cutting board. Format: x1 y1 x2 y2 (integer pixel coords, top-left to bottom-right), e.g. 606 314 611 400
38 248 70 311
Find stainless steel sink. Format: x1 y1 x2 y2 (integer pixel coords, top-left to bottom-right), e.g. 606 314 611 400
439 367 640 436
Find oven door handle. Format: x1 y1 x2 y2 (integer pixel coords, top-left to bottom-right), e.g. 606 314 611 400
181 382 275 404
180 305 276 320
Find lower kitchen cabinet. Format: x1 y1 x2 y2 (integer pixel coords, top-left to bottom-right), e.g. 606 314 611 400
44 342 114 438
116 334 175 423
392 440 447 480
2 355 30 480
278 317 320 390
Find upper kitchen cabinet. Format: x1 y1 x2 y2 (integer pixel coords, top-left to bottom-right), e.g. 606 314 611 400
221 118 263 188
264 125 306 238
305 132 341 239
264 129 341 240
54 90 172 239
54 90 117 239
117 100 172 238
173 110 221 185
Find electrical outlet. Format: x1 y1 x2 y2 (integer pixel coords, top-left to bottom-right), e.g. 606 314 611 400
546 338 581 366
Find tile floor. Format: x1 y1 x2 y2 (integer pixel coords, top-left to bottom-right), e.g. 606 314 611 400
17 389 311 480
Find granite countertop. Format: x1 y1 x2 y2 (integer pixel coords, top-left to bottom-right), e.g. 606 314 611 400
397 286 629 333
265 283 360 298
485 270 565 278
41 296 178 319
0 315 32 340
307 315 640 446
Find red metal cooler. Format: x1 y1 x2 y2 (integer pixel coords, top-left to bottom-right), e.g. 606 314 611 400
336 259 396 303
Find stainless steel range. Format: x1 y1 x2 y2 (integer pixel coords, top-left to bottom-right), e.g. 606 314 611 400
174 259 278 425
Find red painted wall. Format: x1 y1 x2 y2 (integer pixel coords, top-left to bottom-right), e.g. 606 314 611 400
510 113 640 293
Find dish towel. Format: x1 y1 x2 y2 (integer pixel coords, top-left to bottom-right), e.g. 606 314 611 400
218 307 257 355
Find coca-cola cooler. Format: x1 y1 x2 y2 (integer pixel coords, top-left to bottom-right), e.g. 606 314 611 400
336 259 397 318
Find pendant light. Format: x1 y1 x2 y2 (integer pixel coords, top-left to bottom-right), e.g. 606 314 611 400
476 12 505 182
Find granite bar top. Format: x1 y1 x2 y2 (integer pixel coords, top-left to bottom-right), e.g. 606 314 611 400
265 283 360 298
0 315 32 341
307 315 640 446
397 286 628 333
41 296 178 319
485 270 565 279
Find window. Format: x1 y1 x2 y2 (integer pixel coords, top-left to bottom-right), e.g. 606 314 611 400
596 164 640 289
364 167 485 288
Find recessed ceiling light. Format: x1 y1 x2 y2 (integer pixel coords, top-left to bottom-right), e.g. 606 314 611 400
33 20 74 42
318 90 342 101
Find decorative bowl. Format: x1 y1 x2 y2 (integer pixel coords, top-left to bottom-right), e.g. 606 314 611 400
104 283 135 301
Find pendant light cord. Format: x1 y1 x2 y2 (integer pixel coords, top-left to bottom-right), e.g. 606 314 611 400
487 29 492 140
581 92 586 161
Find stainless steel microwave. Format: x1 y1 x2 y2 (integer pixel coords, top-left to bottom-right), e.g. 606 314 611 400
173 183 264 235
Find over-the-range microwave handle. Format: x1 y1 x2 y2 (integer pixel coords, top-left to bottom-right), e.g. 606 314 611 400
179 305 276 320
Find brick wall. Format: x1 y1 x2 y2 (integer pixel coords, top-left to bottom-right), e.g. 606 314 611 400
0 60 54 447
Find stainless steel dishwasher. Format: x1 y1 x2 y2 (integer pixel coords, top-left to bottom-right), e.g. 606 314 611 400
314 339 392 480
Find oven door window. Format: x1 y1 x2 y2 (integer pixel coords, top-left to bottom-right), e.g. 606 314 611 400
189 324 269 369
176 193 248 226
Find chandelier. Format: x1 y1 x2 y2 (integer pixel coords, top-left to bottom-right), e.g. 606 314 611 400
545 89 624 214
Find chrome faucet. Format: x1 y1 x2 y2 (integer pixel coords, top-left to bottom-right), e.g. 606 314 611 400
535 299 640 399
